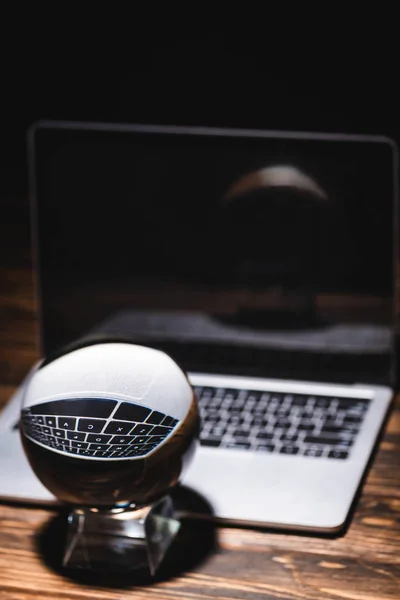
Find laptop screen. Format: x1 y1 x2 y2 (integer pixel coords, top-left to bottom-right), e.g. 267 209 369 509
30 123 397 385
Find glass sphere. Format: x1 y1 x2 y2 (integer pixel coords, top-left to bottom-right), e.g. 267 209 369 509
20 343 199 508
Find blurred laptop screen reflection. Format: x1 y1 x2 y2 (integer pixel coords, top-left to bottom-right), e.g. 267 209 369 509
33 126 394 384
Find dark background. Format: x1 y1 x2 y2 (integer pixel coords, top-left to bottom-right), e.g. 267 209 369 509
1 30 398 191
1 26 398 270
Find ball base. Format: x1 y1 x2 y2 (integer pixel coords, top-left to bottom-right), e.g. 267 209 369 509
63 496 180 576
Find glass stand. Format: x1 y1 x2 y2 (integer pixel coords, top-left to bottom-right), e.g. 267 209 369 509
63 495 180 575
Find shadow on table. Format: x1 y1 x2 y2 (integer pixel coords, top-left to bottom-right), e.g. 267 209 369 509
35 485 217 588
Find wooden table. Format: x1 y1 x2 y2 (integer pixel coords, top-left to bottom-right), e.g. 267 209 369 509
0 207 400 599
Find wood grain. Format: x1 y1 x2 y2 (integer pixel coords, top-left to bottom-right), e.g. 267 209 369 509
0 218 400 599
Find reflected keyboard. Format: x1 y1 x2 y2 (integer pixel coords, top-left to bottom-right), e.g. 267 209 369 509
21 398 179 459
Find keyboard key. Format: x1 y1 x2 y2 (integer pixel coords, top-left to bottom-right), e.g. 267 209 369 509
36 417 45 425
256 444 275 452
199 438 221 447
30 398 117 417
209 397 223 409
57 417 77 430
335 439 354 447
275 408 290 418
226 442 251 450
133 436 152 444
232 399 246 409
150 435 168 443
71 441 89 449
204 414 220 423
67 431 86 441
251 417 269 427
65 446 79 454
42 427 52 435
341 425 360 434
208 426 226 437
232 429 250 438
299 410 315 420
309 398 323 409
328 449 349 460
265 402 278 412
104 421 132 435
281 432 298 442
113 402 151 422
131 424 155 435
110 436 135 445
251 403 266 414
209 388 224 399
137 448 153 456
337 398 367 410
221 397 234 409
350 403 369 414
337 431 356 443
227 416 244 426
52 428 65 438
57 439 70 447
110 445 125 452
45 417 57 427
303 447 324 457
291 395 307 406
322 419 338 428
256 432 274 440
95 451 114 457
297 423 315 431
304 435 342 446
200 387 213 398
79 450 96 456
147 425 171 436
280 445 300 455
78 418 106 433
270 394 283 404
88 444 109 451
143 442 158 449
314 408 330 419
86 434 112 443
244 393 258 405
161 416 175 427
125 448 141 457
343 415 363 424
146 411 165 425
321 425 343 435
275 419 291 429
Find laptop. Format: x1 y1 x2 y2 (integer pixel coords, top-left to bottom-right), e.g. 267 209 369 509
0 121 397 533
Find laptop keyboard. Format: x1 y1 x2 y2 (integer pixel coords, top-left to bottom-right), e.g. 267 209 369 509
16 389 370 461
194 386 370 459
20 399 179 459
